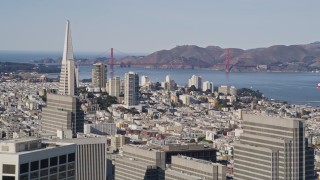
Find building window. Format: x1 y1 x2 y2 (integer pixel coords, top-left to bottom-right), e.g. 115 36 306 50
50 157 58 166
30 161 39 171
2 176 15 180
30 171 39 179
20 163 29 174
59 155 67 164
40 169 48 177
2 164 15 174
68 153 75 162
59 165 66 172
20 174 28 180
49 174 57 180
50 167 58 174
41 159 49 169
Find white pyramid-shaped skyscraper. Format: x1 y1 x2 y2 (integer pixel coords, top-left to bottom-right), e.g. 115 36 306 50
58 20 78 96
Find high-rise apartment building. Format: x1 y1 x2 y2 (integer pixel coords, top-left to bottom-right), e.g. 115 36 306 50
140 75 149 86
203 81 214 93
92 63 107 89
124 72 139 106
42 21 84 136
108 77 120 97
0 138 76 180
188 75 202 90
234 114 314 180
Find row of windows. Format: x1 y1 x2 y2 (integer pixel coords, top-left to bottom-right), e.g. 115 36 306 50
20 169 75 180
20 153 75 174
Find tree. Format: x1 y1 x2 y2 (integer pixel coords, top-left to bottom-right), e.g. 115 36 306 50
188 85 197 92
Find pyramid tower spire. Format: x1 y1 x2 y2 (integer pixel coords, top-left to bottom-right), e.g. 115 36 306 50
59 20 77 96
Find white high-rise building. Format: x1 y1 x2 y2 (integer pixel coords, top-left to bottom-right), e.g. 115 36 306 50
124 72 139 106
58 20 78 96
108 77 120 97
0 138 76 180
188 75 202 90
165 75 171 83
203 81 214 93
140 75 149 86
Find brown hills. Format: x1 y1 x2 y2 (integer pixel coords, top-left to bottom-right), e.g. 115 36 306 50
117 42 320 72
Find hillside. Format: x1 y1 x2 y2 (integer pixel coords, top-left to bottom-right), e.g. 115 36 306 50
116 42 320 72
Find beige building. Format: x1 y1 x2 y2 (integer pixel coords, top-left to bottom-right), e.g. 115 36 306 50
166 155 226 180
188 75 202 90
92 63 107 89
234 114 314 180
110 135 126 151
108 76 120 97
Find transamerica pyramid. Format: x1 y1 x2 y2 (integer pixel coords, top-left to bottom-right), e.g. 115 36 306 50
58 20 78 96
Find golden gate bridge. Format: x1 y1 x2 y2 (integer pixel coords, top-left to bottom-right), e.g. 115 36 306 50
102 48 257 78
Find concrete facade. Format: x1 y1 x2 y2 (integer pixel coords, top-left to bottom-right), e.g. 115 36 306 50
92 63 107 89
234 114 315 180
0 138 76 180
166 155 226 180
124 72 139 106
41 93 84 136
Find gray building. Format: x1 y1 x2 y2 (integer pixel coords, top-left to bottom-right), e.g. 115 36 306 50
92 63 107 89
234 114 315 180
56 137 107 180
114 144 217 180
124 72 139 106
166 155 226 180
0 138 76 180
41 94 84 136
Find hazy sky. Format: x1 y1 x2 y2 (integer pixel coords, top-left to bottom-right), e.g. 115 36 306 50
0 0 319 54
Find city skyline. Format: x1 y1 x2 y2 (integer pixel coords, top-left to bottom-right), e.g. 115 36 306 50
0 0 319 53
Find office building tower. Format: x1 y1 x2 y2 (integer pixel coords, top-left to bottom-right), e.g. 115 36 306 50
188 75 202 90
166 155 226 180
108 77 120 97
92 63 107 89
234 114 315 180
203 81 214 93
42 21 84 136
124 72 139 106
57 137 107 180
0 138 76 180
58 20 78 96
42 94 84 135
